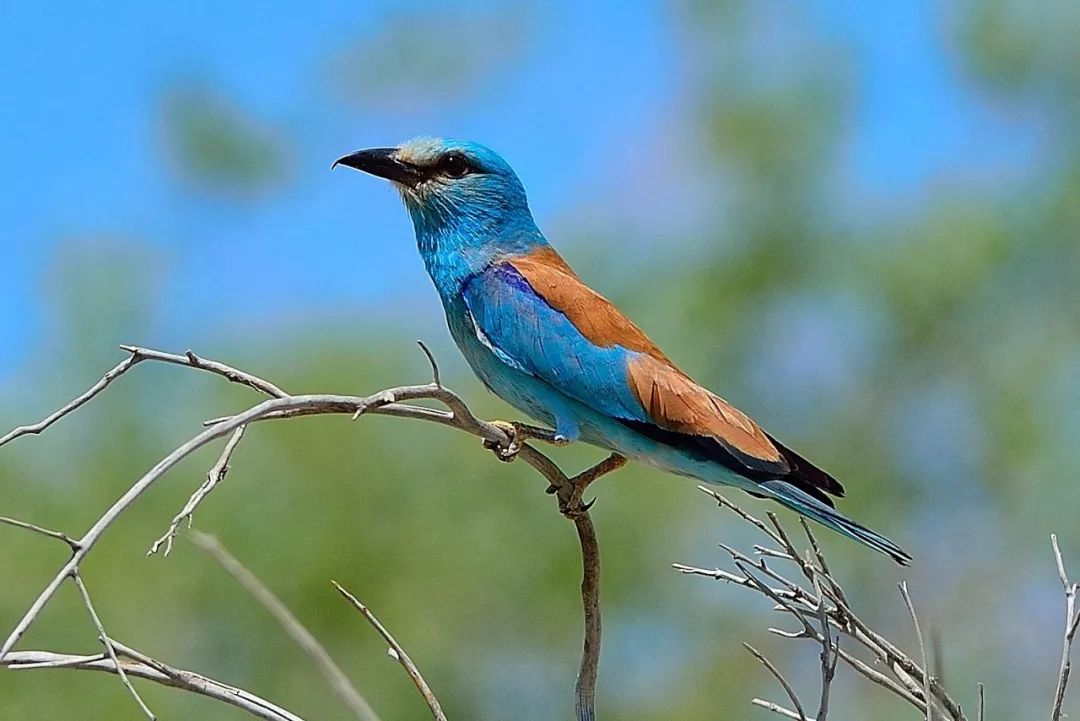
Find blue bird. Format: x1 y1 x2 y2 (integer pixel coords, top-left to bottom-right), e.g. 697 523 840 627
334 137 910 565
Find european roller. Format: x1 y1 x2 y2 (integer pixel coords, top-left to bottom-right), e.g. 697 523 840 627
334 137 910 565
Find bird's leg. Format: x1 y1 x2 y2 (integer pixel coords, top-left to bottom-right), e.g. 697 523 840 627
557 453 628 517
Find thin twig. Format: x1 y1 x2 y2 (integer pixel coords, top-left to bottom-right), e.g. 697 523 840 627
123 346 289 398
1051 534 1079 721
0 515 79 550
751 698 805 720
976 683 984 721
191 532 381 721
743 642 808 720
697 486 785 547
900 581 933 721
0 353 141 447
1 344 610 721
332 581 447 721
148 425 247 557
416 341 442 388
3 649 305 721
812 574 836 721
681 489 960 719
831 643 927 712
71 571 155 720
0 388 430 663
798 517 850 611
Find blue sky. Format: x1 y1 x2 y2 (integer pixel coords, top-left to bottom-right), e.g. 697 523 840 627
0 1 1042 381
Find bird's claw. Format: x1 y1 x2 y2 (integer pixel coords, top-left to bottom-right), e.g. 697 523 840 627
484 420 523 462
558 494 596 517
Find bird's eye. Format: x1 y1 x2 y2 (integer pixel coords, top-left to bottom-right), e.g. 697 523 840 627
441 153 470 178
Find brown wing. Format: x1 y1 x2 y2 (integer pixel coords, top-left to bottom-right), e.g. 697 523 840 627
508 247 673 362
627 354 787 469
509 246 844 500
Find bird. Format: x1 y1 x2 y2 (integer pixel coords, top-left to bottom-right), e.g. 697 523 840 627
334 137 911 565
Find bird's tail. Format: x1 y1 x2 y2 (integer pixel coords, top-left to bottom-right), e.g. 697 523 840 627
758 480 911 566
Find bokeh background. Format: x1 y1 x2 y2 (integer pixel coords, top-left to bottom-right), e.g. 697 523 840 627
2 1 1079 718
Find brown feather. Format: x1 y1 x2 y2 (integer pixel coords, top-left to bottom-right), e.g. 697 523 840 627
508 246 842 497
508 247 672 361
627 354 786 467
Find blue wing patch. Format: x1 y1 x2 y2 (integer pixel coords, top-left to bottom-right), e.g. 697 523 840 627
462 262 647 422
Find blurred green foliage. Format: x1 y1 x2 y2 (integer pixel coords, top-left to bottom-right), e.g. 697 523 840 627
159 84 293 197
329 6 533 112
3 1 1080 720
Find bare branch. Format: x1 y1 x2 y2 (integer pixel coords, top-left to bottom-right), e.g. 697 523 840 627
1051 534 1079 721
123 346 289 398
831 644 926 712
899 582 932 721
977 683 984 721
812 575 836 721
696 486 785 547
191 532 381 721
3 649 305 721
416 341 442 388
1 388 420 662
0 515 79 550
798 517 850 611
71 571 155 719
332 581 447 721
148 425 247 557
1 345 622 721
678 490 979 720
0 353 141 446
743 642 808 720
751 698 806 720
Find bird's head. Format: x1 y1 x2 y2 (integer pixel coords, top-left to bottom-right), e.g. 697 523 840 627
334 138 544 281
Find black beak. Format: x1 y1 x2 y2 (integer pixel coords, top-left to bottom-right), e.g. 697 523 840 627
332 148 424 186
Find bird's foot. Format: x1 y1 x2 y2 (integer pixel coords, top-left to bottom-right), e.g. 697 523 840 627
484 420 524 462
484 421 567 461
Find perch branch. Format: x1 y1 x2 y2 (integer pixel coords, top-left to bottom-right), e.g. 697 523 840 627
0 345 622 721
